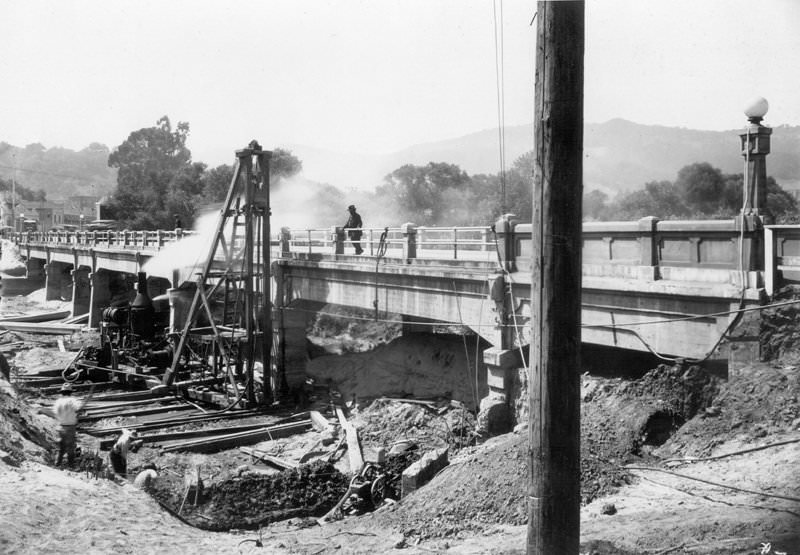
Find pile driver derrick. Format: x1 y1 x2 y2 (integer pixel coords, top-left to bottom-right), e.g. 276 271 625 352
162 141 273 406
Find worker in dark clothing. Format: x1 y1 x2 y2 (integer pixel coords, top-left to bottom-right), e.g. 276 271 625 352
344 205 363 255
173 214 183 229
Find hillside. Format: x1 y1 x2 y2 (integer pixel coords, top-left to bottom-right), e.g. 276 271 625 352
0 142 117 200
292 120 800 194
3 119 799 200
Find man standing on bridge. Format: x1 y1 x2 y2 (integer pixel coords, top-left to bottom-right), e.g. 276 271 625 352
344 205 363 255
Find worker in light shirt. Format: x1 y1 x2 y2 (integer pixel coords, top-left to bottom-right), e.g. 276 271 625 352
52 383 85 467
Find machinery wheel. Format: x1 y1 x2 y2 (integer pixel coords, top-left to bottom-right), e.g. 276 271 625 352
370 474 387 507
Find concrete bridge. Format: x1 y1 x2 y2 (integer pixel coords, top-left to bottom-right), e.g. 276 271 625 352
7 217 800 401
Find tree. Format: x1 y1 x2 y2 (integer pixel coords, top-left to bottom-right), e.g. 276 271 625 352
376 162 470 225
106 116 192 229
675 162 725 215
201 164 234 204
271 148 302 182
583 189 608 221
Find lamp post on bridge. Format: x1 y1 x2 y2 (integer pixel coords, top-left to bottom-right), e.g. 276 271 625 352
740 97 771 219
738 97 771 282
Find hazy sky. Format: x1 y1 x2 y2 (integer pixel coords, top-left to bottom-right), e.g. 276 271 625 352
1 0 799 166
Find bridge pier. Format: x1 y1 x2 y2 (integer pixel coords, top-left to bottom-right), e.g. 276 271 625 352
70 267 91 318
25 258 46 280
88 270 113 328
45 262 72 301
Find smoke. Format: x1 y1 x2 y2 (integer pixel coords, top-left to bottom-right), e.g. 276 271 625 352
0 239 26 277
142 211 219 285
270 175 328 230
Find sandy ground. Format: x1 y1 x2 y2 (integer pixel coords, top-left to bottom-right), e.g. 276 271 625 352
0 439 797 555
0 288 798 554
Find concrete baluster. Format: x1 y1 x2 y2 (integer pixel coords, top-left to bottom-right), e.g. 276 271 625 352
332 226 344 255
280 227 291 255
401 223 417 261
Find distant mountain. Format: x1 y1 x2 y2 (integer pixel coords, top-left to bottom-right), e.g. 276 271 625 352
0 142 117 200
3 119 798 201
291 119 800 195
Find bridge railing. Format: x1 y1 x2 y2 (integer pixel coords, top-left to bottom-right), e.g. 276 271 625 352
13 217 800 294
765 225 800 295
10 229 194 250
513 215 764 288
278 224 496 261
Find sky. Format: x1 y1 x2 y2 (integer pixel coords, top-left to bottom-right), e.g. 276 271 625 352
1 0 799 167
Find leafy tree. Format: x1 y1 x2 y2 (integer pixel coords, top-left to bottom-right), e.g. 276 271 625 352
0 177 46 202
376 162 470 225
106 116 191 229
271 148 302 182
583 189 609 221
675 162 725 214
201 164 234 204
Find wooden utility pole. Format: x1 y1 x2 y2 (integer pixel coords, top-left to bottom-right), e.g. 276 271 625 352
528 2 584 554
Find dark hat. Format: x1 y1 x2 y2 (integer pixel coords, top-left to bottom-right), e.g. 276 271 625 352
347 205 356 210
60 383 74 394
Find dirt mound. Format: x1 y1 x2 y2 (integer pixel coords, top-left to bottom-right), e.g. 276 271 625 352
760 286 800 362
373 430 527 540
368 364 722 541
353 398 476 451
0 378 54 466
151 460 349 531
658 361 800 457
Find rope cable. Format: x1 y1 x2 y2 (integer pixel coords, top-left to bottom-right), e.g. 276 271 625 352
492 0 507 213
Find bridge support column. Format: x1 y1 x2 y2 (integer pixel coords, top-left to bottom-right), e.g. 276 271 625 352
26 258 45 280
88 270 112 328
478 347 518 435
45 262 71 301
275 306 310 389
70 267 91 318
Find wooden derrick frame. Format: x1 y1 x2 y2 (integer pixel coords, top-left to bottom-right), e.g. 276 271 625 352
162 142 272 405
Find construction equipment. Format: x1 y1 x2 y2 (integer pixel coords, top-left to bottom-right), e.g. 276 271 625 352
162 141 274 406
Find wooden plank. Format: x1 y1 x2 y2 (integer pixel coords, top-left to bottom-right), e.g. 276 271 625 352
239 447 299 470
335 407 363 473
99 421 280 450
309 410 332 432
80 408 267 435
79 404 199 422
0 310 71 323
160 420 311 453
0 321 84 334
38 381 115 395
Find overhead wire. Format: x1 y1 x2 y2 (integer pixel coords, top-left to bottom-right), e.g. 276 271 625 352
492 0 507 213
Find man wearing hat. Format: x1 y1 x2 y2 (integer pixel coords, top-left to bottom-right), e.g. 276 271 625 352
52 383 84 467
344 205 363 255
